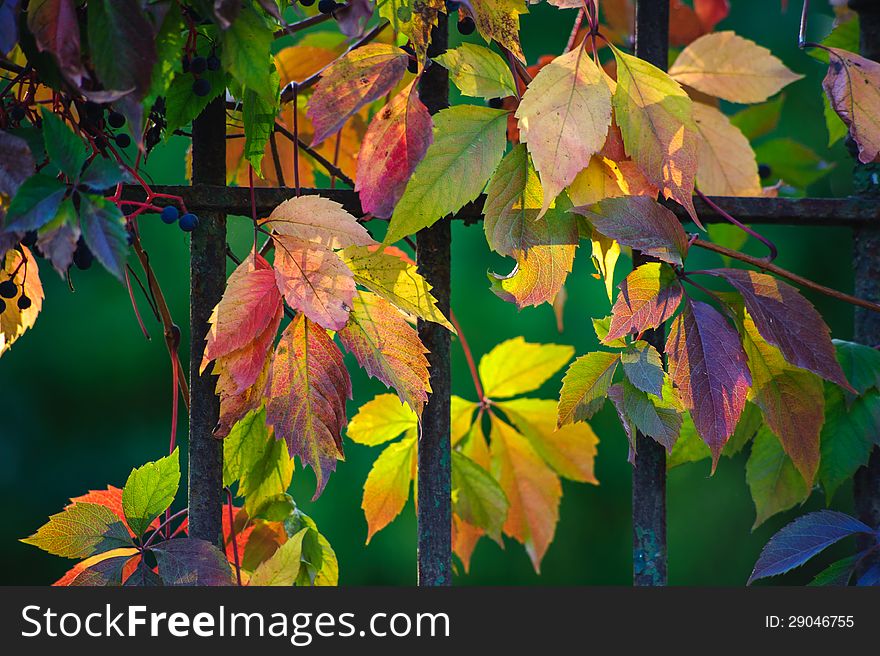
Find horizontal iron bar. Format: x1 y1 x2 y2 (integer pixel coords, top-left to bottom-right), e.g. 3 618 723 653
124 185 879 227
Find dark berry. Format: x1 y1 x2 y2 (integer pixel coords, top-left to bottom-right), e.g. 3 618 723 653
0 279 17 299
115 133 131 148
300 0 316 5
407 57 418 74
73 239 93 270
161 205 180 224
318 0 337 13
845 134 860 159
21 231 38 248
17 295 31 310
179 213 199 232
84 102 103 122
192 78 211 97
758 163 771 179
190 56 207 75
182 55 191 73
458 16 475 35
0 299 5 314
445 1 460 12
488 97 504 109
107 111 126 129
207 54 221 71
9 104 26 122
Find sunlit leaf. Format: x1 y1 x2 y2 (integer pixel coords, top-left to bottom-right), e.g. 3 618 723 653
479 336 574 399
746 426 810 529
606 262 683 343
557 351 619 426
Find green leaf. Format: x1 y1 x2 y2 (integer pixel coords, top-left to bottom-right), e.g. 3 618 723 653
78 194 129 280
668 402 763 469
452 450 509 540
164 66 227 136
122 448 181 538
249 528 309 586
729 95 784 141
145 1 187 109
833 339 880 397
592 316 627 348
557 351 619 426
385 105 508 244
223 408 294 515
809 15 860 65
823 93 848 147
22 502 132 558
222 7 276 105
478 336 574 399
819 386 880 502
619 376 683 452
87 0 157 99
808 554 858 586
435 42 517 100
40 109 86 179
753 138 832 191
746 426 810 529
4 174 68 232
620 340 664 397
243 67 280 177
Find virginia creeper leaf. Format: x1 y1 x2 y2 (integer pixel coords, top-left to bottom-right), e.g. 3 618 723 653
746 426 810 529
22 502 133 558
266 315 352 499
471 0 527 62
78 194 129 280
0 130 35 197
362 434 416 542
833 339 880 396
40 109 86 180
243 68 281 177
557 351 619 426
4 174 68 232
249 528 309 586
347 393 418 446
620 340 665 397
26 0 83 83
0 246 42 358
618 376 683 452
452 450 509 541
809 555 859 587
264 196 375 250
221 6 276 105
665 299 751 465
121 448 181 539
338 291 431 415
479 336 574 399
87 0 157 99
819 386 880 502
152 538 233 586
606 262 683 343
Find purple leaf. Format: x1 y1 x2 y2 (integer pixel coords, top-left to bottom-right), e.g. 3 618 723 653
606 262 683 342
335 0 375 38
666 299 751 465
69 555 131 586
0 1 20 55
78 194 129 280
857 564 880 587
27 0 84 84
711 268 853 392
0 130 35 197
87 0 157 99
152 538 233 586
573 196 689 266
749 510 873 584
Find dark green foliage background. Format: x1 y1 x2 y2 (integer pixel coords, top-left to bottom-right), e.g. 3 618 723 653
0 1 861 584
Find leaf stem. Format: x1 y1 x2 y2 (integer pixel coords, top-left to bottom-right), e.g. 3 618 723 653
690 239 880 314
225 488 243 586
450 311 485 402
142 508 188 549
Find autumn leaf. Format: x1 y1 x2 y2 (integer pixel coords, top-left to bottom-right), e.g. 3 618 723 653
669 32 802 104
435 43 518 100
340 245 453 330
489 414 561 572
266 315 352 499
692 102 762 197
515 46 612 213
618 376 684 452
606 262 683 342
574 196 690 266
307 44 408 145
665 299 751 465
0 246 43 359
362 434 416 542
249 528 308 586
470 0 528 62
339 291 431 415
385 105 508 244
822 47 880 164
567 156 657 207
22 502 133 559
557 351 619 426
347 393 417 446
620 340 665 397
27 0 84 84
152 538 233 586
452 450 509 541
355 81 432 219
711 268 852 391
263 196 375 250
746 426 810 529
273 235 356 331
478 336 574 399
612 45 699 224
589 230 621 303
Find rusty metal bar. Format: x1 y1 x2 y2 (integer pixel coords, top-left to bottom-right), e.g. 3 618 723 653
850 0 880 577
415 18 452 586
631 0 669 587
187 97 227 546
125 185 879 227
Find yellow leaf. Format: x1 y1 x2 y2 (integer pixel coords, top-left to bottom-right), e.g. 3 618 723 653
471 0 528 63
497 398 599 484
263 196 375 250
0 246 42 358
249 528 308 586
515 46 612 213
692 102 762 196
451 395 479 446
478 337 574 399
275 45 341 86
489 414 561 572
589 229 621 303
612 45 699 224
362 434 416 542
347 393 418 446
568 156 657 206
669 32 802 104
340 245 453 330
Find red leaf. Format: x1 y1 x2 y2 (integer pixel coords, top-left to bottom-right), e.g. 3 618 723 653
666 299 752 465
26 0 83 84
694 0 730 31
606 262 683 342
573 196 690 266
356 81 433 218
711 268 853 391
266 315 352 499
152 538 233 586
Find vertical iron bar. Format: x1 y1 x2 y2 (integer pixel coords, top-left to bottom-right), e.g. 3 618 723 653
416 17 451 586
849 0 880 572
187 96 227 545
631 0 669 586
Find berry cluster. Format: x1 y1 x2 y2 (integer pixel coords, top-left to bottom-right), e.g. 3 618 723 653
81 102 132 149
318 0 343 14
445 2 475 34
160 205 200 232
0 271 31 315
183 52 220 98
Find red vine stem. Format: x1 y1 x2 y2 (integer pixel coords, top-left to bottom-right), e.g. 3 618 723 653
142 508 188 549
225 488 243 586
690 238 880 313
565 8 586 52
450 311 485 402
695 189 778 262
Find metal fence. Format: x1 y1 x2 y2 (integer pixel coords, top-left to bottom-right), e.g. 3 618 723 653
121 0 880 585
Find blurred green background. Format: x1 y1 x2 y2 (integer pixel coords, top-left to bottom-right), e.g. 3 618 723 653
1 1 864 585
